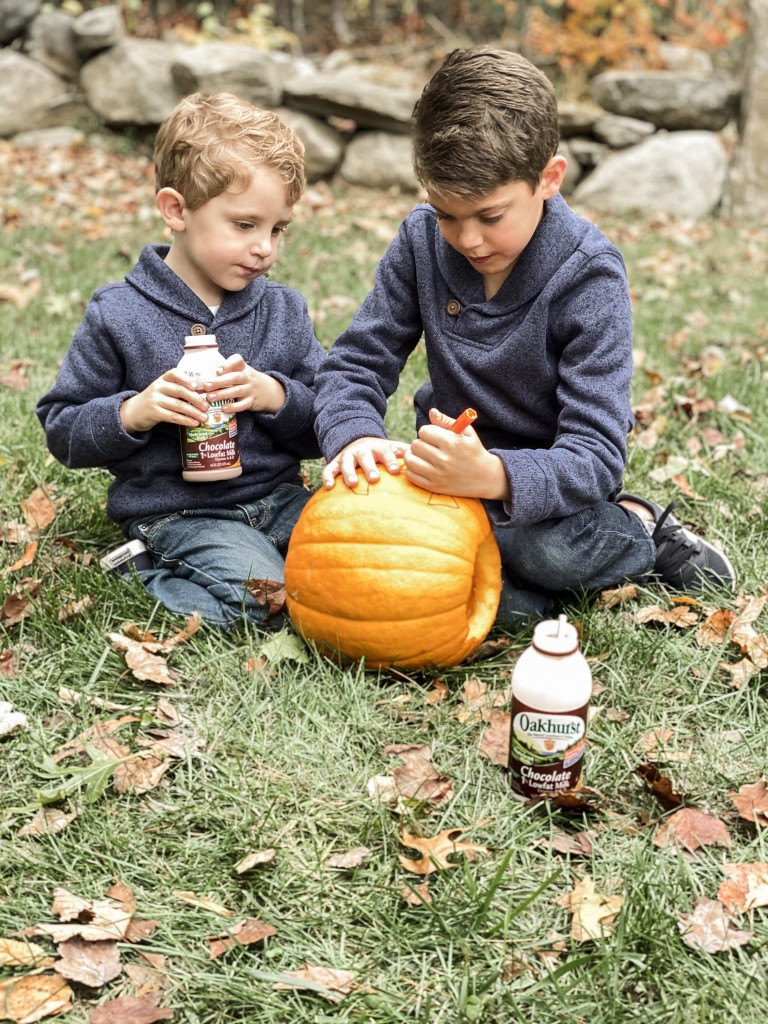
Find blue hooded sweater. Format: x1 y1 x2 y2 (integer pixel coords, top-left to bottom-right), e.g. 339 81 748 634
37 244 325 529
314 194 634 528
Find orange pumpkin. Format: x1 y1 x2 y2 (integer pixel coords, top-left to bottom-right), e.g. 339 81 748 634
284 469 502 669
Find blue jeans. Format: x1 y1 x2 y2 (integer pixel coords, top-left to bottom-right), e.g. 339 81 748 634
126 483 312 630
492 499 655 626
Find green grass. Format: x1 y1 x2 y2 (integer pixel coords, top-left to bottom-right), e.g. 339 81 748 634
1 138 767 1022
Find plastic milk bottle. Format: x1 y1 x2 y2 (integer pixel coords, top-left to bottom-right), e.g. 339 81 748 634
177 331 242 482
508 614 592 800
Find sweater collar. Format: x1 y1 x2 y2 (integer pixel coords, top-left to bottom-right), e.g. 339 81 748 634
433 194 591 310
126 244 268 324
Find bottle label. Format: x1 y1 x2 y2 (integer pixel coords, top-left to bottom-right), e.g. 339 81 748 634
181 401 240 473
508 698 588 799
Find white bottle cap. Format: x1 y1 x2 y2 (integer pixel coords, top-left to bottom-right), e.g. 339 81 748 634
531 614 579 656
184 334 217 347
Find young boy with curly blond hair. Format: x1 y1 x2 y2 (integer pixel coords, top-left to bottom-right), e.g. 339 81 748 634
38 93 325 629
314 48 734 622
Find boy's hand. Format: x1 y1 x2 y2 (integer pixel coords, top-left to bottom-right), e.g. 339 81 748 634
404 407 511 500
120 368 210 433
322 437 409 490
204 354 286 414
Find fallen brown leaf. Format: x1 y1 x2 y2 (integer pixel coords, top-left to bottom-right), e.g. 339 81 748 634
273 962 357 1004
718 862 768 913
17 808 78 838
634 763 685 810
729 779 768 827
478 709 511 766
383 743 453 806
0 973 72 1024
245 578 286 619
0 938 54 969
208 919 277 959
557 874 623 942
677 896 753 953
108 634 179 687
20 486 56 531
6 542 37 573
54 937 122 987
233 849 276 874
400 881 432 906
89 993 174 1023
324 846 371 870
398 827 489 875
653 807 732 852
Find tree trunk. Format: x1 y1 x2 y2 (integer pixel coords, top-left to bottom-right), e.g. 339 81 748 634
725 0 768 219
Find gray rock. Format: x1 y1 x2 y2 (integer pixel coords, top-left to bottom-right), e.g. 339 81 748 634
659 42 714 75
73 4 124 57
572 131 728 220
285 73 418 134
171 43 288 108
557 141 583 195
80 38 181 127
558 101 602 139
592 71 739 131
274 107 344 181
0 0 41 46
12 125 85 148
0 50 73 137
567 136 609 170
593 114 656 149
340 131 418 191
23 10 81 81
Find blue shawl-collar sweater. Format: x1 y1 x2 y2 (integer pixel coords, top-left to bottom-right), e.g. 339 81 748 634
314 194 634 528
37 244 325 529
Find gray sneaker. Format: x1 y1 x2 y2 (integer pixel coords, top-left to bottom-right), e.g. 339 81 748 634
618 492 736 593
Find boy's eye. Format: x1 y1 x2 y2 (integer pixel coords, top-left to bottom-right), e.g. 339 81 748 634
480 215 503 225
235 221 254 231
272 225 288 236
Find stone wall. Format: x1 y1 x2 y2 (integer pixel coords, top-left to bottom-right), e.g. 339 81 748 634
0 2 747 220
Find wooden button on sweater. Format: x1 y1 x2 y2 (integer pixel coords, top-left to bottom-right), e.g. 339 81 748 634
446 299 461 316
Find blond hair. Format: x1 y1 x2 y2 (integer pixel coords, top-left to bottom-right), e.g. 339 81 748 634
154 92 305 209
413 48 559 199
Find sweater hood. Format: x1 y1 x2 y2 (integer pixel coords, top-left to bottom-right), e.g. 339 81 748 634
125 244 268 325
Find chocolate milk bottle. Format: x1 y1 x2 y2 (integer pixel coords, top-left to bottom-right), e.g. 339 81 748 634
508 615 592 800
177 332 242 482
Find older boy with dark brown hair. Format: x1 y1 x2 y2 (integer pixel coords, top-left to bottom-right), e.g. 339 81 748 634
314 48 734 622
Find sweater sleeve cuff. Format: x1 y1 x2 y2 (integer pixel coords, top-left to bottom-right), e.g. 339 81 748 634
488 448 549 526
90 393 151 458
320 417 388 461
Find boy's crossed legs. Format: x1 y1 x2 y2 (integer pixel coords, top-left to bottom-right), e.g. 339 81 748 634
125 483 311 630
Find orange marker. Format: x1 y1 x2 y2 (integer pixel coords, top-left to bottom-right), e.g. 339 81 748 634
450 408 478 433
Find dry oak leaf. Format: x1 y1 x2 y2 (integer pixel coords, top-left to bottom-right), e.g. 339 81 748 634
729 779 768 827
557 874 624 943
30 888 133 943
54 937 121 987
634 763 685 810
478 709 511 767
540 830 595 857
677 897 753 953
20 485 57 532
398 827 490 876
635 605 700 628
244 578 286 620
718 862 768 914
108 634 178 687
273 963 357 1004
17 808 78 839
113 753 172 796
234 849 276 874
89 994 173 1024
0 973 72 1024
653 808 732 852
383 743 454 806
400 881 432 906
208 919 277 959
598 584 639 607
6 542 38 573
0 939 54 969
324 846 371 870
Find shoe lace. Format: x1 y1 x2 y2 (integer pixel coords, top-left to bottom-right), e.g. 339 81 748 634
650 502 700 576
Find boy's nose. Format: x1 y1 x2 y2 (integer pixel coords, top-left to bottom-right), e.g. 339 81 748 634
457 222 482 250
249 234 272 257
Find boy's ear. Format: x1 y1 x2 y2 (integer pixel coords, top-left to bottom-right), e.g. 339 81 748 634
156 187 187 232
540 155 568 199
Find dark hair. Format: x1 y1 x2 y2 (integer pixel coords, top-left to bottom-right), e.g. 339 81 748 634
412 47 560 198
